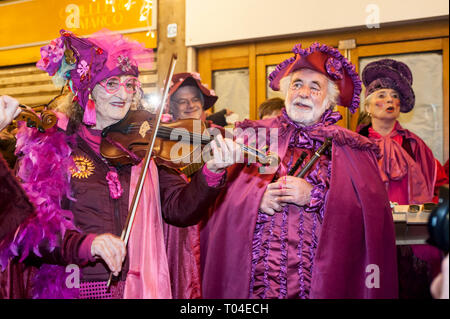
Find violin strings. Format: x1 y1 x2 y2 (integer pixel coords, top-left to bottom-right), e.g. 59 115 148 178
118 125 267 160
124 125 212 143
126 124 206 139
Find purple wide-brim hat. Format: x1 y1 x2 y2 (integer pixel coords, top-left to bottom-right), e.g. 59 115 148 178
362 59 415 113
168 72 218 110
268 42 362 113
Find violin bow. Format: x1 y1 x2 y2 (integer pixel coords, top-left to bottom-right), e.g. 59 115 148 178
107 53 178 288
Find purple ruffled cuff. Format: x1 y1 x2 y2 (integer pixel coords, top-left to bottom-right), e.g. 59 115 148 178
202 165 226 187
303 159 331 220
304 184 326 214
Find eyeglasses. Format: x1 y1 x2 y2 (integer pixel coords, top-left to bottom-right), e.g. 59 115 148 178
174 97 202 107
99 76 141 94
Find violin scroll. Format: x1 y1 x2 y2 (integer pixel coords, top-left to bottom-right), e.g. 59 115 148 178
40 110 58 130
16 105 58 133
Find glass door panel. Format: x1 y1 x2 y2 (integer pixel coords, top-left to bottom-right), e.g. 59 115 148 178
212 68 250 122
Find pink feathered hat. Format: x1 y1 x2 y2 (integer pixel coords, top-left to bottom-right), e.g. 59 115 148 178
36 29 153 125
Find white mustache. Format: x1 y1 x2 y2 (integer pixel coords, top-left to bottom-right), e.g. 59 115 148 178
292 98 314 108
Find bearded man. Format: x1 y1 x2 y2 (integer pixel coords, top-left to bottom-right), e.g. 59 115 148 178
200 43 398 299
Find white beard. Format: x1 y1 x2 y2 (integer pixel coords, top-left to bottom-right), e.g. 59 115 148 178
286 97 330 127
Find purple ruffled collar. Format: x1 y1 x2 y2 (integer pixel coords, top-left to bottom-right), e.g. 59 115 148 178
279 108 341 149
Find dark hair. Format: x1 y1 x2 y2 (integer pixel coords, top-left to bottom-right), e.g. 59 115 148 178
258 97 285 119
355 111 372 135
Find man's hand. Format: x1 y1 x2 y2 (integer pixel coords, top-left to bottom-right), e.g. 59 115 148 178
259 176 313 215
206 134 244 173
259 182 286 216
0 95 21 131
91 233 126 276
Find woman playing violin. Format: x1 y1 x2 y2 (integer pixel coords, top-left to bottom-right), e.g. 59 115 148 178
0 29 242 299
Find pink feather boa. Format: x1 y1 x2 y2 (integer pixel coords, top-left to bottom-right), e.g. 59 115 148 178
0 123 79 298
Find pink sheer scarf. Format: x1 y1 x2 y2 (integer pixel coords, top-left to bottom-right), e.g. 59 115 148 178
368 123 432 204
62 118 171 297
77 125 102 154
124 160 172 298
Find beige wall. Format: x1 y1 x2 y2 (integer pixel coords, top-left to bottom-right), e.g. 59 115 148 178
186 0 449 46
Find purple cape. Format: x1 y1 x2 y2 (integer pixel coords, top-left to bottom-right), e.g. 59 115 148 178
400 126 437 202
200 116 398 298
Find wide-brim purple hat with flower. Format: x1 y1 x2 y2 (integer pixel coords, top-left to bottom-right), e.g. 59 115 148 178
168 72 218 110
362 59 415 113
268 42 362 113
36 29 153 125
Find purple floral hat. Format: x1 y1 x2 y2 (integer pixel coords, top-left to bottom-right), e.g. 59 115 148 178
362 59 415 113
36 29 153 125
268 42 362 113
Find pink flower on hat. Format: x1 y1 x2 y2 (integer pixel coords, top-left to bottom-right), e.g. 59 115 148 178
325 57 343 80
117 55 132 72
36 54 50 70
77 60 90 78
36 37 65 76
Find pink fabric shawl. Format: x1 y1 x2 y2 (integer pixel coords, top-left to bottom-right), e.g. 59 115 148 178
369 122 435 204
124 160 172 299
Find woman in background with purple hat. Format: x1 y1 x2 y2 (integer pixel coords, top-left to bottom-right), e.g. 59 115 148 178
358 59 448 298
358 59 447 205
0 29 241 299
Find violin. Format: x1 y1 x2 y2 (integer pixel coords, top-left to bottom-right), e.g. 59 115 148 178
105 53 276 289
15 104 58 132
100 109 278 169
